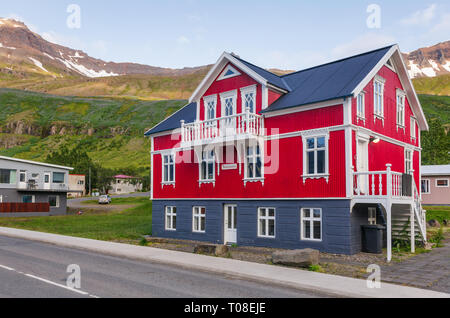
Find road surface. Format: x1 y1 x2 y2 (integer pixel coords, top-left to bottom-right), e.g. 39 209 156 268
0 235 331 298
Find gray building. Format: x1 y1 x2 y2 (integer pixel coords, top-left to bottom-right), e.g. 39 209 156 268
0 156 73 216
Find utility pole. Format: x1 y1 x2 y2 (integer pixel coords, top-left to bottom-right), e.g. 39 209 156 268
89 166 92 197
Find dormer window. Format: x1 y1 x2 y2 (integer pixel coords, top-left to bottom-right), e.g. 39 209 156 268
203 95 217 122
218 65 241 81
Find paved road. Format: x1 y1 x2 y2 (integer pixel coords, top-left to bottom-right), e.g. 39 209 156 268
68 192 150 205
0 235 330 298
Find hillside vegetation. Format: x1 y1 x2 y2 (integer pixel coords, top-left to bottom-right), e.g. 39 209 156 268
0 88 186 172
413 74 450 96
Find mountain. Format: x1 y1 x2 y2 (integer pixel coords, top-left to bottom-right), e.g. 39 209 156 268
0 18 209 79
403 41 450 79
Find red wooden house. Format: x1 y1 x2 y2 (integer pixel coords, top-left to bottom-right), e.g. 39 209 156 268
145 45 428 261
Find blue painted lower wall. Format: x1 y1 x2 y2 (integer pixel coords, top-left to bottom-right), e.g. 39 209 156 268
153 199 358 255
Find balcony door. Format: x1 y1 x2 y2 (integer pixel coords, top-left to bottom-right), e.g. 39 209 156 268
44 173 51 190
221 92 236 135
224 205 237 245
18 171 27 189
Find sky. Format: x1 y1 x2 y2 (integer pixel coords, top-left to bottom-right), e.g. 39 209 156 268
1 0 449 70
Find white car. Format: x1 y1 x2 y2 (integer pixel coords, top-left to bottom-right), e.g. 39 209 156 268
98 195 112 205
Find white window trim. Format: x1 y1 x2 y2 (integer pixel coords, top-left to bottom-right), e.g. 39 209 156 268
199 150 216 186
257 207 276 239
217 65 241 81
203 94 217 121
220 90 237 118
356 91 366 121
244 144 265 186
165 206 177 231
404 148 413 174
192 206 206 233
421 179 431 194
436 179 449 188
161 152 176 187
396 89 406 130
410 117 417 140
240 85 257 114
373 75 385 122
300 208 323 242
302 132 330 183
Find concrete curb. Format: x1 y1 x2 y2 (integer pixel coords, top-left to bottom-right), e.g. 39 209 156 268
0 227 448 298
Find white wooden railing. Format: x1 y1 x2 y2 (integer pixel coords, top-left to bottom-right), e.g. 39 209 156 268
181 108 264 143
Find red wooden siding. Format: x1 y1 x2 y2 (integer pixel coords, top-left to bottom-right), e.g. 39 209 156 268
0 203 50 213
265 104 343 135
153 130 346 199
352 66 418 148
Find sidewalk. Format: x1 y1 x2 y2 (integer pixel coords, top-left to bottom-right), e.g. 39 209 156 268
0 227 448 298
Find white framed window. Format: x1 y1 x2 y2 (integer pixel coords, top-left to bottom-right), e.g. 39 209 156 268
405 149 413 174
301 208 322 241
218 64 241 81
162 153 175 185
220 90 237 119
200 150 215 183
396 90 406 128
19 171 27 183
373 76 385 120
302 133 329 181
22 195 35 203
165 206 177 231
241 85 257 113
436 179 449 188
203 95 217 122
357 92 365 120
48 196 60 208
192 207 206 233
53 172 65 184
410 117 417 140
245 145 263 182
258 207 275 238
368 207 377 225
421 179 430 194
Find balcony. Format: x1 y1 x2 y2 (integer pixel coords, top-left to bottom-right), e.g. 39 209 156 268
17 180 69 192
181 110 264 147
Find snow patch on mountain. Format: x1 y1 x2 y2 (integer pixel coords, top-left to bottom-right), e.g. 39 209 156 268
443 61 450 73
28 57 49 73
0 42 16 50
56 57 118 78
43 53 55 60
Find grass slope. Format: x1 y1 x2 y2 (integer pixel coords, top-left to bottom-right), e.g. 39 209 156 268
413 74 450 96
0 88 187 170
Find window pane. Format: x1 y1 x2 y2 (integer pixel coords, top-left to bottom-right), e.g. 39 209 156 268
248 161 254 178
313 221 321 240
317 137 325 148
53 172 65 184
194 216 199 231
308 152 315 174
268 220 275 237
303 209 311 218
169 165 174 181
317 150 325 174
173 215 177 229
49 196 57 207
164 166 168 182
259 219 266 236
307 138 315 149
268 209 275 217
22 196 33 203
303 220 311 239
201 162 207 180
200 216 205 231
255 158 262 178
313 209 321 219
208 162 214 180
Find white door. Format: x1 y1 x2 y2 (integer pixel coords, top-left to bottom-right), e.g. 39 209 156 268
224 205 237 244
357 139 369 194
44 173 51 190
18 171 27 189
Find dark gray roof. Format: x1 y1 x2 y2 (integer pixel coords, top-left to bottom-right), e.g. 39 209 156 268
262 45 394 113
234 56 291 92
144 102 197 136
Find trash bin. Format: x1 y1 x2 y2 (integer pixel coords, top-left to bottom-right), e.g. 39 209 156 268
361 225 386 254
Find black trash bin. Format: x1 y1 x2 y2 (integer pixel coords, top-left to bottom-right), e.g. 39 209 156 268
361 225 386 254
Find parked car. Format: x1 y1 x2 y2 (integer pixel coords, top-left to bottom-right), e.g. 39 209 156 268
98 195 112 205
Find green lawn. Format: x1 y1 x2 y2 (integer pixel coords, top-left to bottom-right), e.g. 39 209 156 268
0 200 152 242
425 206 450 225
83 196 149 205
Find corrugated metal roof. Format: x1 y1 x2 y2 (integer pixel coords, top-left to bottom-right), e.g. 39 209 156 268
144 102 197 136
262 45 394 112
421 165 450 176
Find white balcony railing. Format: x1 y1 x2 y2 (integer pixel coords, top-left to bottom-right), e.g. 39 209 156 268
181 109 264 144
17 180 69 192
